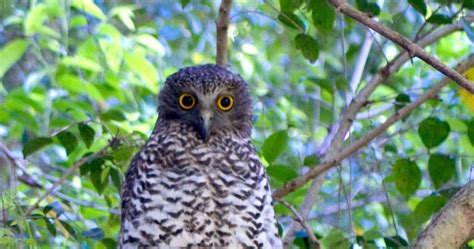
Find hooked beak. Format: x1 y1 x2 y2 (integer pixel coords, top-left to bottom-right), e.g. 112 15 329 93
196 110 213 142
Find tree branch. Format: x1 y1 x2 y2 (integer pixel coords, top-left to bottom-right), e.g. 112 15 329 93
414 181 474 248
216 0 232 66
273 54 474 199
276 199 320 249
328 0 474 93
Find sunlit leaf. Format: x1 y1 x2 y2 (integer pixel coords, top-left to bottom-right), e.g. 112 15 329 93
418 117 450 149
0 39 29 78
124 52 158 91
23 137 53 157
262 130 289 163
71 0 106 20
61 56 103 72
392 159 421 199
428 154 455 189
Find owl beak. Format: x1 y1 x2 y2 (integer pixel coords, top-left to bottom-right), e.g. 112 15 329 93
197 111 213 142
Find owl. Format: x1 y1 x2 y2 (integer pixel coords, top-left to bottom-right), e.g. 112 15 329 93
118 64 282 248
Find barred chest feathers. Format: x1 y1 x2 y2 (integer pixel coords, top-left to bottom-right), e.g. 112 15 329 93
119 122 282 248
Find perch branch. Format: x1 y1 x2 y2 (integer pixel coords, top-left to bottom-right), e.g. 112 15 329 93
414 181 474 248
216 0 232 66
276 199 320 249
328 0 474 93
273 54 474 199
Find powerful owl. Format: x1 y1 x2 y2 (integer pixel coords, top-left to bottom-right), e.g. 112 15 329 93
118 64 282 248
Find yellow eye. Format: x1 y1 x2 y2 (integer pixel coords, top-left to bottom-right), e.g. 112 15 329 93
217 95 234 111
179 93 196 110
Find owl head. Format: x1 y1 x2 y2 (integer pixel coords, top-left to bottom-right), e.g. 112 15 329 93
157 64 252 142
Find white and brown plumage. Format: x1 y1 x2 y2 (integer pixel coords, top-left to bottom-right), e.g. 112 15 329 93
119 64 282 248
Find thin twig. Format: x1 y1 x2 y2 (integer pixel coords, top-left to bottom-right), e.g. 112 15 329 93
216 0 232 66
328 0 474 93
0 140 119 215
24 141 115 216
276 199 320 249
273 54 474 199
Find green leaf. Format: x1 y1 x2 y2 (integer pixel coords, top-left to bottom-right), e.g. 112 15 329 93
277 12 306 31
427 14 452 24
295 33 319 63
24 4 61 37
428 154 455 189
110 166 122 191
124 52 158 90
180 0 191 8
363 229 382 241
356 0 381 16
395 93 410 112
0 39 29 78
59 220 77 238
311 0 335 33
44 218 57 237
467 120 474 146
100 109 126 121
408 0 427 16
280 0 302 12
71 0 106 20
418 117 450 149
56 74 86 93
90 164 108 195
80 157 105 176
464 0 474 10
414 195 446 223
78 123 95 148
392 159 421 199
320 229 351 249
56 131 79 155
101 238 118 249
262 130 289 163
384 235 409 247
303 155 320 166
61 56 103 72
23 137 53 157
266 164 298 182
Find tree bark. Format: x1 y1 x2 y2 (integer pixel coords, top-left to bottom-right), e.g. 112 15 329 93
413 181 474 249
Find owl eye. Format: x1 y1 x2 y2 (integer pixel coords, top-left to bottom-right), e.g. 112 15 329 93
217 95 234 111
179 93 196 110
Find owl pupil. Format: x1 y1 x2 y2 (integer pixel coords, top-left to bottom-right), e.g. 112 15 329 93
220 97 231 107
182 96 194 106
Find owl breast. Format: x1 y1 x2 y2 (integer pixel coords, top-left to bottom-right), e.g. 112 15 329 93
119 122 281 248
